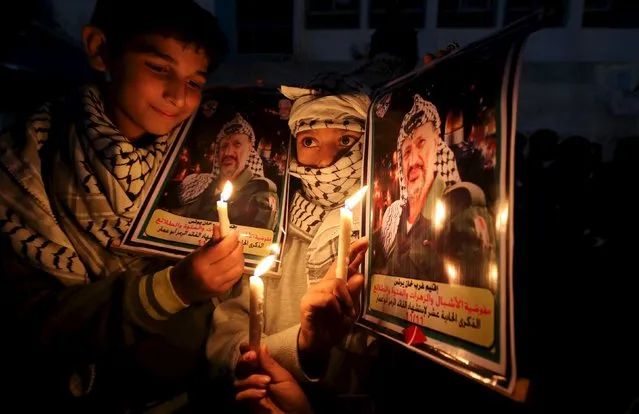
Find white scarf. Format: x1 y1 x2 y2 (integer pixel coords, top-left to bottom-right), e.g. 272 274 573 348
0 86 177 284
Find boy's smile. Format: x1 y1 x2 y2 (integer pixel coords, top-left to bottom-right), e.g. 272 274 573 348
106 34 209 141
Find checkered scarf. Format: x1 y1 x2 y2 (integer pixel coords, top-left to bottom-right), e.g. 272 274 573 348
0 85 176 283
381 94 461 256
281 84 369 285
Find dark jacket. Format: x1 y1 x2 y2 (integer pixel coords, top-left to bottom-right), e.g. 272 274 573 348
183 168 280 231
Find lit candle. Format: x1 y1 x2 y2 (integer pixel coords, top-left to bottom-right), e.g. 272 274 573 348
249 254 276 351
216 181 233 237
336 186 368 280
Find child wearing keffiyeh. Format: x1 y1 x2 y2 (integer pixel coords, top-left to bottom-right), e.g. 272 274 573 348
207 79 386 412
0 1 235 412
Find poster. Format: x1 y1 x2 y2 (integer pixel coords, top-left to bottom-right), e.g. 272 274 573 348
358 14 540 398
120 87 291 273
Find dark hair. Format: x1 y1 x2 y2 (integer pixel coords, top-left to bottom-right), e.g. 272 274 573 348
90 0 228 71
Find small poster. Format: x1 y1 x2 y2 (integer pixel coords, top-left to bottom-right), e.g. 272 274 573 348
358 14 539 397
120 87 292 273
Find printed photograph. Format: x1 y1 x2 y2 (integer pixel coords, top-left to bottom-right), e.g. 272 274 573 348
127 87 291 264
362 39 521 377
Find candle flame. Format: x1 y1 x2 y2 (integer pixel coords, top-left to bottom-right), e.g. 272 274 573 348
220 181 233 202
444 259 458 282
495 204 508 232
433 199 446 230
269 243 280 255
254 254 276 277
344 186 369 210
489 263 498 282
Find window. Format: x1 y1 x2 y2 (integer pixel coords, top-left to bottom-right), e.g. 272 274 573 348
368 0 425 29
582 0 639 28
503 0 566 26
236 0 293 54
438 0 496 28
306 0 360 29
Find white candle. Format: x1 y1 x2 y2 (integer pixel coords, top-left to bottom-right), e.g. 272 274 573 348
216 181 233 237
336 186 368 280
249 254 276 350
336 207 353 280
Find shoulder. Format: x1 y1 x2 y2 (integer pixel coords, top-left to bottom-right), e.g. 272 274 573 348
178 173 215 206
442 182 487 209
380 200 404 257
381 200 404 229
246 175 278 194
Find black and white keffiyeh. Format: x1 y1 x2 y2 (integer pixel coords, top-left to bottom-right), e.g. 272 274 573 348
281 82 369 286
210 112 264 180
287 139 364 285
0 85 176 283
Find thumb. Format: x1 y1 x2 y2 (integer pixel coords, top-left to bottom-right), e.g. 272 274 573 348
258 345 294 383
348 237 369 269
211 223 221 241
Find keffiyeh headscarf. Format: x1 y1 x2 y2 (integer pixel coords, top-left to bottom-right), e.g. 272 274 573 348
281 85 370 137
381 94 461 256
211 112 264 180
280 85 370 284
179 112 264 205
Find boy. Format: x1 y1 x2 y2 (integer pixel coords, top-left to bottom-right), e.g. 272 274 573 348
207 82 372 411
0 1 240 412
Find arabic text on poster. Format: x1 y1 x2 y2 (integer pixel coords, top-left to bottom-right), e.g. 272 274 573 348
369 274 495 347
145 209 274 257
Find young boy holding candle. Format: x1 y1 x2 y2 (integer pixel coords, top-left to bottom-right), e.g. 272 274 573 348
0 1 245 412
209 42 464 411
206 76 386 413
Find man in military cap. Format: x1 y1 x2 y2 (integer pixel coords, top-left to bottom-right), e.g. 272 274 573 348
374 94 496 291
183 113 279 230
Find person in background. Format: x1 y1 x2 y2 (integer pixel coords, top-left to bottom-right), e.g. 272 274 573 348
0 1 245 412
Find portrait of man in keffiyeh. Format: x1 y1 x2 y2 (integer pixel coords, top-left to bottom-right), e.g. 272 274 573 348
178 112 265 206
374 93 497 290
180 113 279 231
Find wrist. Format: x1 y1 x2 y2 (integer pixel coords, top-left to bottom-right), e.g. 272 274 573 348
169 267 192 305
297 329 330 379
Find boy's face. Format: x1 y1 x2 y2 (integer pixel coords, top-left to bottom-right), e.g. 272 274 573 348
107 34 209 140
295 128 362 168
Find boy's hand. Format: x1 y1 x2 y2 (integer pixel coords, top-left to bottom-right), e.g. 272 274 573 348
235 345 313 414
297 238 369 356
170 225 245 304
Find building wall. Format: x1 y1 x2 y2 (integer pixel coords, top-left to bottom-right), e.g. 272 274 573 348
291 1 639 63
48 0 639 156
50 0 216 45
